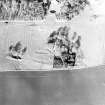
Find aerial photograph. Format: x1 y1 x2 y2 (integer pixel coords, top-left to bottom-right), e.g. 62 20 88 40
0 0 105 105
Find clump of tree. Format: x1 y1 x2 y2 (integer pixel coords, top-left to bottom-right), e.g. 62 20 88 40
56 0 90 20
8 41 27 60
47 26 84 68
0 0 51 20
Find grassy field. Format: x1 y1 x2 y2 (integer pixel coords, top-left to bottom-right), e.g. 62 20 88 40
0 6 105 70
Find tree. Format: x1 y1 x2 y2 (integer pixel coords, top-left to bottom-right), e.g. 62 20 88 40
22 47 27 55
57 0 90 20
47 26 84 68
47 26 76 68
14 41 22 53
8 41 27 60
9 44 14 51
47 31 57 44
